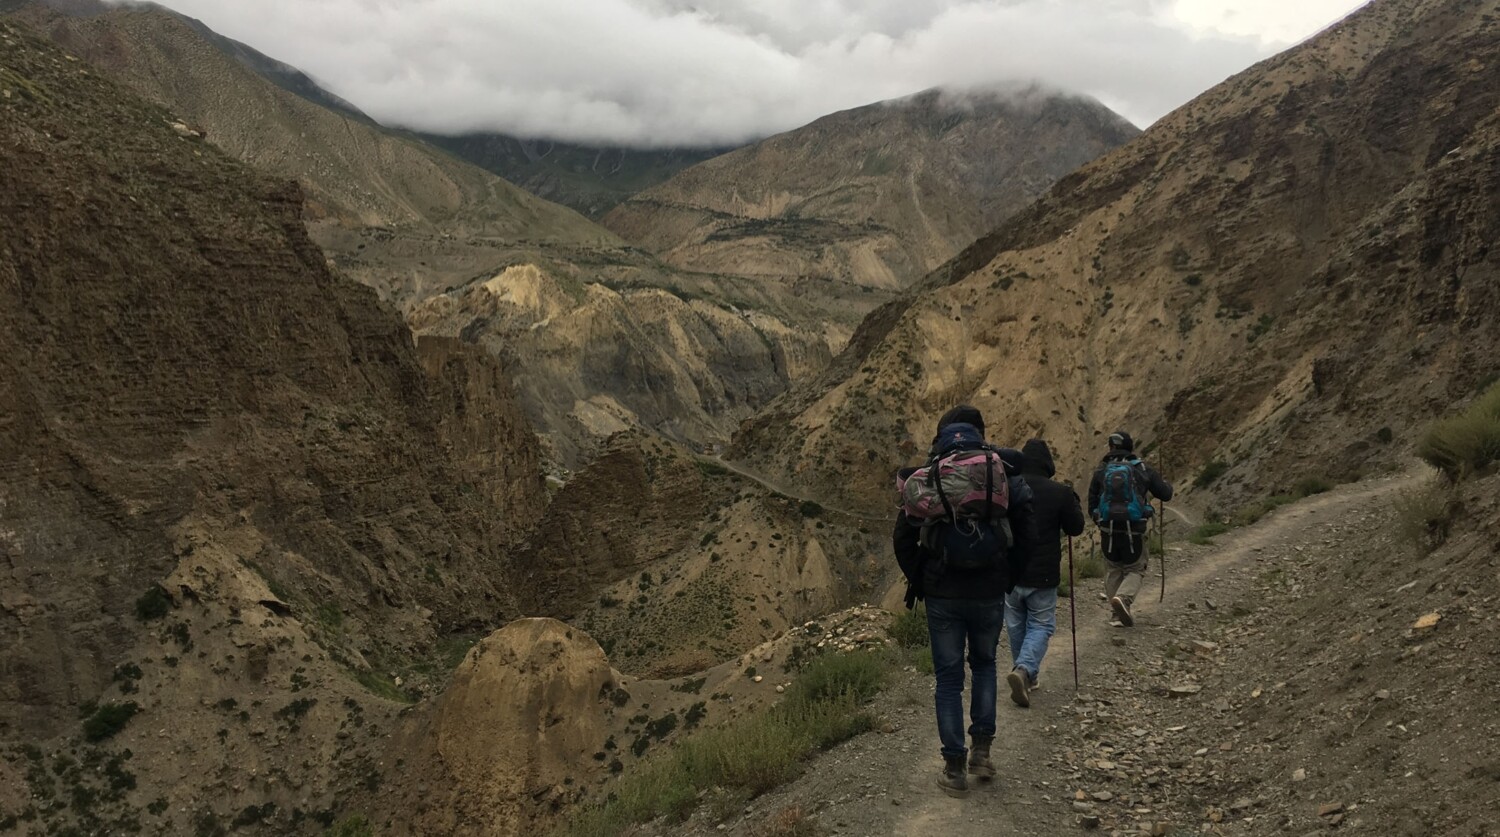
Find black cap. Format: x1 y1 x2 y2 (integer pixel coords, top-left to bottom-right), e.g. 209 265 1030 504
1107 431 1134 452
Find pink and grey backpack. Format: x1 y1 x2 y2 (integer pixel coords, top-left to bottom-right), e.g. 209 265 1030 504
895 423 1010 522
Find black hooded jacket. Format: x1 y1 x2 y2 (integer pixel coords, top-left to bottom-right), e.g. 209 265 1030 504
1015 439 1086 588
1086 450 1174 534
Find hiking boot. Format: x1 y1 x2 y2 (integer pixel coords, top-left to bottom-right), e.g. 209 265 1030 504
938 754 969 798
1110 596 1134 627
1007 668 1031 708
968 735 995 781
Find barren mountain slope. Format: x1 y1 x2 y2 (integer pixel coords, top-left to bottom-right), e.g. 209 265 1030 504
733 0 1500 514
604 88 1140 293
0 22 547 833
6 1 616 304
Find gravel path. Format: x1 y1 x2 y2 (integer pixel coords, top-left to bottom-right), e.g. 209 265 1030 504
661 467 1421 836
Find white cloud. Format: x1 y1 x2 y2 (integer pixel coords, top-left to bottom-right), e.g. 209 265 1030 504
129 0 1369 147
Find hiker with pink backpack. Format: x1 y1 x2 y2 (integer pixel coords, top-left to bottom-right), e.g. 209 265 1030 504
893 405 1037 798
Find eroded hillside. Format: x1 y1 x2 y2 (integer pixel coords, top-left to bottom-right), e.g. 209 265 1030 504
0 21 545 831
734 0 1500 516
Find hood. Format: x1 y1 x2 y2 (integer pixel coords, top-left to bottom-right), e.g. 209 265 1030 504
1020 439 1055 478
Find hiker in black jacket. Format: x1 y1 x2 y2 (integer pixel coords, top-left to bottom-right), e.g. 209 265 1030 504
1086 431 1173 628
1003 438 1085 708
893 405 1036 799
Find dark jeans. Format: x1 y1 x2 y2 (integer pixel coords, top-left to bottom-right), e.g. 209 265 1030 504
926 595 1005 758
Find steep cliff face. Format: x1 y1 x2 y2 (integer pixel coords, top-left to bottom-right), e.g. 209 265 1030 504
0 21 542 832
733 0 1500 514
604 88 1139 293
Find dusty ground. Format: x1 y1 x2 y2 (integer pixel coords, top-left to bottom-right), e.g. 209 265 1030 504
656 465 1500 837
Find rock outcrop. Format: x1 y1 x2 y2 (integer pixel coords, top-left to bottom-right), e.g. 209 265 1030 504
383 619 618 836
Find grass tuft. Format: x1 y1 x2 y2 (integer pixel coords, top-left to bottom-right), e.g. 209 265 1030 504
1187 522 1231 545
1193 460 1230 488
886 605 928 647
1417 382 1500 479
563 652 890 836
1059 539 1106 598
1395 481 1460 555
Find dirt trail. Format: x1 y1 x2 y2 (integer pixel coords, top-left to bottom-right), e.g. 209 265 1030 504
672 467 1422 836
709 456 894 523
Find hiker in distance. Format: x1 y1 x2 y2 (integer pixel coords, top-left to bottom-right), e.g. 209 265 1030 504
1005 439 1086 708
1086 431 1173 627
894 405 1037 798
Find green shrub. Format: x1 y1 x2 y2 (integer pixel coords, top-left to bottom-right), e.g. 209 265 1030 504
1193 460 1230 488
1187 522 1231 545
797 500 824 518
886 605 928 648
1232 494 1295 526
1417 382 1500 479
83 701 139 742
134 587 171 621
1293 476 1334 497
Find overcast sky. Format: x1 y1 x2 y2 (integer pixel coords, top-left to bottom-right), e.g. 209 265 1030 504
129 0 1369 148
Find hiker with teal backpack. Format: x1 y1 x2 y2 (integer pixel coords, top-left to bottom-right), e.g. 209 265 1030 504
893 405 1036 798
1086 432 1173 627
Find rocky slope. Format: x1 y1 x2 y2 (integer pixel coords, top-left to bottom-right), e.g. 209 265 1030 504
0 20 546 832
733 0 1500 515
603 87 1139 298
423 133 733 219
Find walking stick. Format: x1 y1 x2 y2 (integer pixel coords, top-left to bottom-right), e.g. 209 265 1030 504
1158 499 1166 602
1068 535 1079 690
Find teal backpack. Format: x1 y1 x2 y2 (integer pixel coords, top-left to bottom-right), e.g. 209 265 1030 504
1096 459 1152 524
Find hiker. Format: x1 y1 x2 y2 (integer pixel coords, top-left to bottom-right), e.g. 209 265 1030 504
894 405 1036 798
1086 431 1173 627
1004 439 1085 708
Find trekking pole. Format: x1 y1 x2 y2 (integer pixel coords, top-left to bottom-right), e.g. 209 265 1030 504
1158 499 1166 602
1068 535 1079 691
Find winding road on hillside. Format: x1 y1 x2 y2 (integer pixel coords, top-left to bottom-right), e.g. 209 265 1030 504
674 466 1423 836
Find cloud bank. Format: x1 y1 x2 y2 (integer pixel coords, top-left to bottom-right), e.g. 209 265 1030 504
131 0 1367 147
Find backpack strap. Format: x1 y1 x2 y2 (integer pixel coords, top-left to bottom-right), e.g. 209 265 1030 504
932 457 958 524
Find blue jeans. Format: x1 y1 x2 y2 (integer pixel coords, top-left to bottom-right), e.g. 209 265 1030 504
1004 586 1058 683
926 596 1005 758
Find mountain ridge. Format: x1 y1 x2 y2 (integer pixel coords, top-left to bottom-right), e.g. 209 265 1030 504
604 85 1141 292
